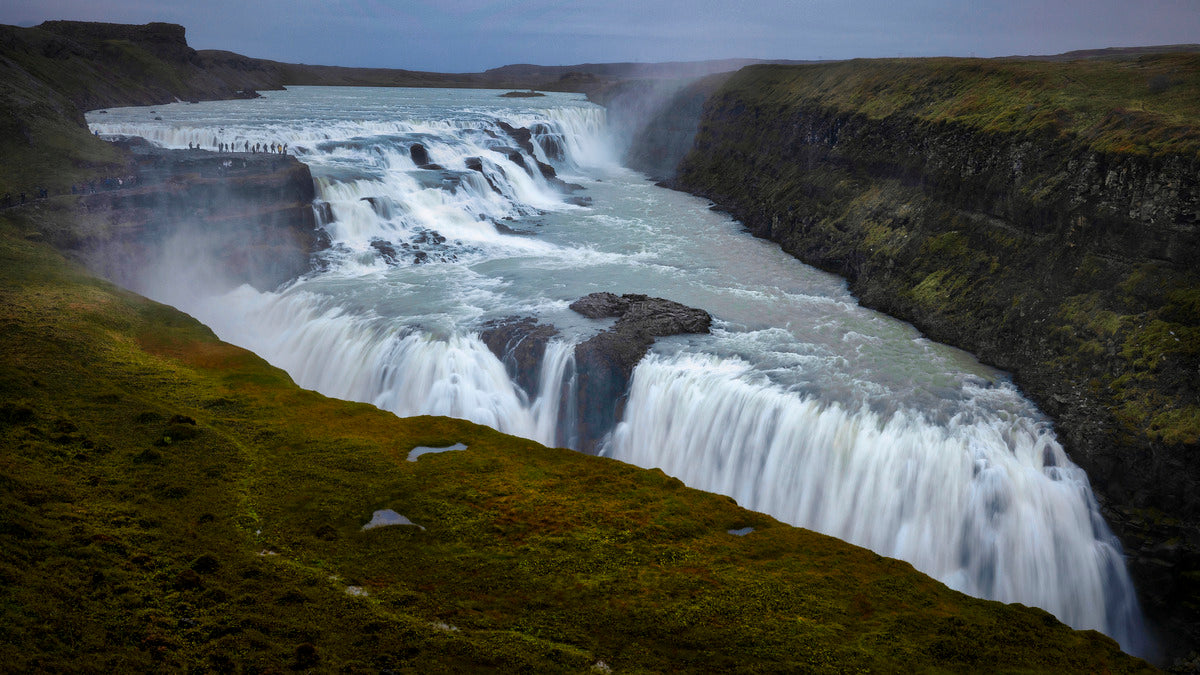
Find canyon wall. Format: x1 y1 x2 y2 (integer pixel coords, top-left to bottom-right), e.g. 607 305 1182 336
60 138 323 293
628 56 1200 658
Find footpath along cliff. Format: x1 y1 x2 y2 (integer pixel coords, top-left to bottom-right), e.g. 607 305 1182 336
622 52 1200 659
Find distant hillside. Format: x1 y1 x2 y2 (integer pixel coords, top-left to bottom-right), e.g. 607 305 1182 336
0 21 275 195
1009 43 1200 62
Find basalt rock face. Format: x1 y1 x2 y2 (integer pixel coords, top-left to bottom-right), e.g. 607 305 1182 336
38 21 197 64
477 296 711 452
480 317 560 400
641 63 1200 659
65 138 323 292
571 293 712 453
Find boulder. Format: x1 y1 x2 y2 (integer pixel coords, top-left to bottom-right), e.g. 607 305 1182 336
370 238 398 264
409 143 431 167
480 317 559 399
570 293 711 452
497 121 536 156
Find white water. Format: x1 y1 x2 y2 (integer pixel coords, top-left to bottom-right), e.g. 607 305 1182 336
88 86 1148 655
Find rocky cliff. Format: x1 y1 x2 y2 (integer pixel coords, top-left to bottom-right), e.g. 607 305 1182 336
629 54 1200 661
58 138 322 293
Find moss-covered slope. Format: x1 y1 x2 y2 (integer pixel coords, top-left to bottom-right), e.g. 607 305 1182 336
0 201 1155 671
666 55 1200 658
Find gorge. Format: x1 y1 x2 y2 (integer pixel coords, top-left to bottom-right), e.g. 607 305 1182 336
85 82 1149 657
614 56 1200 658
1 19 1194 670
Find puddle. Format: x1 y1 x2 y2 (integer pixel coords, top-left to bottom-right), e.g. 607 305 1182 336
407 442 468 462
362 509 424 531
727 527 755 536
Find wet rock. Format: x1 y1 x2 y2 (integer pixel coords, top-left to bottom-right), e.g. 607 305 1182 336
408 144 445 170
531 122 565 161
501 148 532 176
570 291 627 319
536 160 558 180
571 293 711 452
411 229 446 246
409 143 431 166
497 121 536 156
370 238 399 264
313 200 334 225
494 222 536 236
465 156 503 194
568 292 712 336
480 317 559 398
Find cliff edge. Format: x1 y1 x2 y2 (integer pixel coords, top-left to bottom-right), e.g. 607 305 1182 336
631 54 1200 660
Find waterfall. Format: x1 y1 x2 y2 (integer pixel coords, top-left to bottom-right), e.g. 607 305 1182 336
606 352 1147 653
87 87 1147 657
191 285 574 448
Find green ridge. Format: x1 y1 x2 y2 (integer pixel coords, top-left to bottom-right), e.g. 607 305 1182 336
721 55 1200 156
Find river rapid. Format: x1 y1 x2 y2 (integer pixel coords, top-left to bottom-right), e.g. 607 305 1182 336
88 86 1148 655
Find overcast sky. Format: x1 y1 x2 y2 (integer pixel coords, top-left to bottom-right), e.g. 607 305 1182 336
2 0 1198 72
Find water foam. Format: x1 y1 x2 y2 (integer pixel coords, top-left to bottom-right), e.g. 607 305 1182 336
606 351 1147 653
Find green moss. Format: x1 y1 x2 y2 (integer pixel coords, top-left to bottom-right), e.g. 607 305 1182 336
910 269 970 308
923 230 969 257
1121 319 1200 371
722 54 1200 156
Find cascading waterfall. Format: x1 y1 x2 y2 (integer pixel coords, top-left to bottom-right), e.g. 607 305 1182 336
87 86 1147 656
606 352 1146 652
190 285 573 447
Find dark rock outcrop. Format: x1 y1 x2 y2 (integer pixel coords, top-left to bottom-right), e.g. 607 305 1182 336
464 156 504 194
66 137 323 291
370 238 399 264
571 293 712 452
530 123 565 162
500 148 531 176
409 143 443 170
497 121 536 156
480 317 559 399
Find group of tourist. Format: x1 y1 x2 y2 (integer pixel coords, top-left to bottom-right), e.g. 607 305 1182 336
188 140 289 154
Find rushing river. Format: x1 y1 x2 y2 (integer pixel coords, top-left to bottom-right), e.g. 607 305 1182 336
88 86 1147 654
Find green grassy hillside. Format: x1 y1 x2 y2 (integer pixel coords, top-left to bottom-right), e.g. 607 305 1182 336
722 54 1200 156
